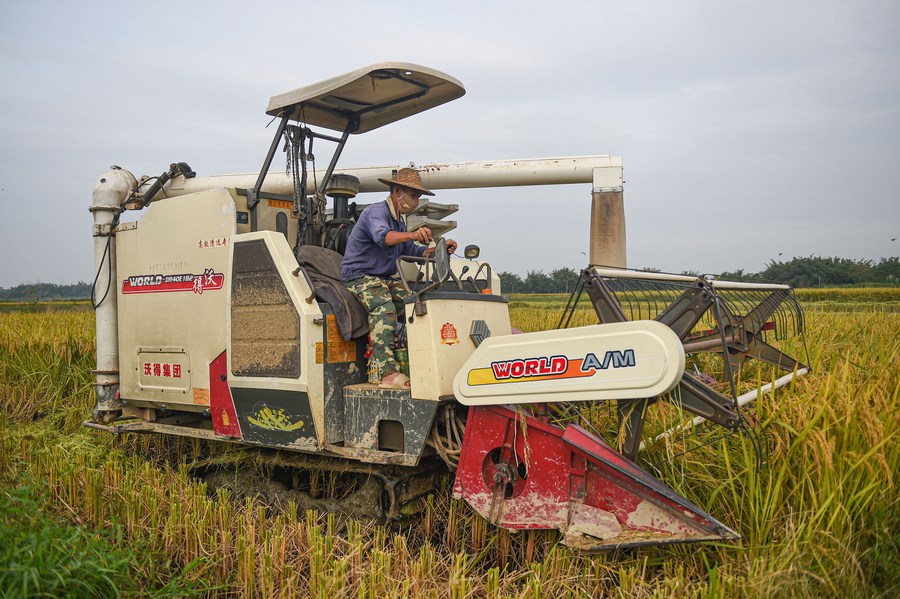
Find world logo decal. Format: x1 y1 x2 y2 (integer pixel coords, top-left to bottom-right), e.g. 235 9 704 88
471 349 637 386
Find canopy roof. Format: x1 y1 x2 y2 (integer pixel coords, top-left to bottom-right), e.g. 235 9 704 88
266 62 465 134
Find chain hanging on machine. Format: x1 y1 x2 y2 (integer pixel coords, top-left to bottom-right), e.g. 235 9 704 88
284 124 311 250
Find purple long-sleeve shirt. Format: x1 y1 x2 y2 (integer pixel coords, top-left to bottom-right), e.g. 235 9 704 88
340 200 425 282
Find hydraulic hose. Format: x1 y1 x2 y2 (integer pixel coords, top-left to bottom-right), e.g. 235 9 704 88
140 162 195 206
141 168 172 205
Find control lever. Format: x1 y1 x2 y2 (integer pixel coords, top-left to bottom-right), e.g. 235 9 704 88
395 258 429 294
457 265 470 291
465 276 480 293
472 262 493 294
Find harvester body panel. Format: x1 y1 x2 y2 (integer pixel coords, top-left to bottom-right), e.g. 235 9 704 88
404 294 512 401
453 321 685 406
115 188 236 411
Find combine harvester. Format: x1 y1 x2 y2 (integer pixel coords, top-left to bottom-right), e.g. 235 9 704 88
87 63 808 550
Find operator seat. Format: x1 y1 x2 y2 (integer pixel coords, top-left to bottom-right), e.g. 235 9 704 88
295 245 369 340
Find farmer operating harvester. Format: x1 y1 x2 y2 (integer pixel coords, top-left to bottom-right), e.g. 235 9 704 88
87 63 808 550
341 167 457 390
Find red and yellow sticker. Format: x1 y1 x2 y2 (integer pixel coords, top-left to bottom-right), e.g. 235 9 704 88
122 269 224 295
467 350 636 386
440 323 459 345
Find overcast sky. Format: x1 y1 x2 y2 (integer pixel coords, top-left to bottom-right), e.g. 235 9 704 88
1 1 897 287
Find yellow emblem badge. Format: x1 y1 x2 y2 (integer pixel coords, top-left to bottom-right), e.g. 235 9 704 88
247 405 305 431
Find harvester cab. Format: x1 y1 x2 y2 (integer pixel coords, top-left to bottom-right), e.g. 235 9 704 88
88 63 808 551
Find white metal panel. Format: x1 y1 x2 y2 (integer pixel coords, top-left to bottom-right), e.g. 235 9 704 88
453 321 685 406
406 297 512 401
116 188 236 408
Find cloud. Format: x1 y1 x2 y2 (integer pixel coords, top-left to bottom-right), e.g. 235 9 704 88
1 0 898 286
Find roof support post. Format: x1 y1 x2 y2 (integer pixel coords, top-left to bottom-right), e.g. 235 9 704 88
319 119 357 195
248 111 291 230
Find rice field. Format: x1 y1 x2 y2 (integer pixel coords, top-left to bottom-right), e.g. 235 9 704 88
1 289 898 597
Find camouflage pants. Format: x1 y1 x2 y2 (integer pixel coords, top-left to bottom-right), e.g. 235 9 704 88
343 276 407 384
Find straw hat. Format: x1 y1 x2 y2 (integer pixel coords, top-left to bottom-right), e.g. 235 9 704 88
377 167 435 196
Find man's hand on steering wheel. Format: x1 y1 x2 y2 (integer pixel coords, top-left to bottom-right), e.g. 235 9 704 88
424 238 457 258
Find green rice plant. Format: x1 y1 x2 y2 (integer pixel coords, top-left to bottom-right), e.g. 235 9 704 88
0 474 217 598
0 300 92 314
0 311 96 431
794 287 900 303
0 481 137 598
